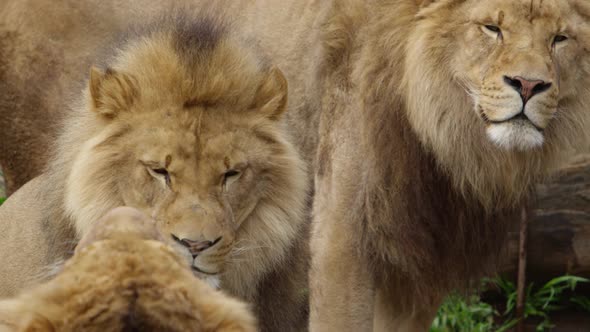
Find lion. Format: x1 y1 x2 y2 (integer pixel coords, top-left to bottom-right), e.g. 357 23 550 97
0 14 309 332
0 206 257 332
3 0 590 331
282 0 589 330
198 0 590 330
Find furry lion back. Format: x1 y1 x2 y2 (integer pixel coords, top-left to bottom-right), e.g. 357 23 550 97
0 207 257 332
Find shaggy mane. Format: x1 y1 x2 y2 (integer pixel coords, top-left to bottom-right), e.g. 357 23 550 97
318 0 590 303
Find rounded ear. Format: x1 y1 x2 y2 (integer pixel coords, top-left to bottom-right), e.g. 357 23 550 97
88 66 139 117
251 66 288 121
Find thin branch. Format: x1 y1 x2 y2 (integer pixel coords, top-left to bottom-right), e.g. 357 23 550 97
516 205 529 332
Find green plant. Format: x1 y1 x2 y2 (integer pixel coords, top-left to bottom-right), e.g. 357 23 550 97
430 293 517 332
491 275 589 331
432 275 590 332
0 197 4 206
571 295 590 312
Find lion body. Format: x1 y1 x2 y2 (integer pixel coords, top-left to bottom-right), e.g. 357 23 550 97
2 0 590 331
0 11 309 332
0 207 257 332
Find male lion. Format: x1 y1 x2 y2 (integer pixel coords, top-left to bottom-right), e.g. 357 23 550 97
0 206 257 332
206 0 590 330
2 0 590 331
0 15 309 332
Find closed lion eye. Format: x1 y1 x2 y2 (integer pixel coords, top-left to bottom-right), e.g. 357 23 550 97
484 25 501 33
482 24 502 39
553 35 568 45
224 170 240 178
148 167 171 187
153 168 168 176
222 169 241 190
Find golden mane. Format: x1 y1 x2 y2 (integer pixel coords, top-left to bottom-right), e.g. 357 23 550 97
314 0 590 303
0 12 309 331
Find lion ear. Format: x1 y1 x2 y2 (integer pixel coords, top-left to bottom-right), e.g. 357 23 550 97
89 66 139 117
251 66 288 121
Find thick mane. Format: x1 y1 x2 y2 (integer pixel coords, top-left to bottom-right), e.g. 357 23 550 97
402 1 588 209
0 6 310 329
318 0 590 302
49 16 257 235
41 13 309 320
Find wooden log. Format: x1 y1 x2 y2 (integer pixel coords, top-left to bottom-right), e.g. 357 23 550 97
500 154 590 280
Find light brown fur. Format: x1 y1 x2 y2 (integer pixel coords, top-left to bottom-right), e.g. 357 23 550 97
0 206 257 332
214 0 590 330
2 0 590 331
0 15 309 332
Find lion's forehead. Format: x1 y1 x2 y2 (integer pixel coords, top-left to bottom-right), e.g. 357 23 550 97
469 0 578 25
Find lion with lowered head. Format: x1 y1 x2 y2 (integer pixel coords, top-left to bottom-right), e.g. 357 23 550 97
0 15 308 332
0 206 257 332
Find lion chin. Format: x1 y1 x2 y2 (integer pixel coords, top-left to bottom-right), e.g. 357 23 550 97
486 120 544 150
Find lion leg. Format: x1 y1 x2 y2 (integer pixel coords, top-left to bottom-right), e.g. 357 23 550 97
309 197 375 331
372 286 440 332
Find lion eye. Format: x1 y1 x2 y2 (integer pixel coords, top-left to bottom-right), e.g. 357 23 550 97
483 24 502 37
484 25 501 33
224 169 240 179
153 168 168 176
150 168 171 186
222 169 241 189
553 35 568 44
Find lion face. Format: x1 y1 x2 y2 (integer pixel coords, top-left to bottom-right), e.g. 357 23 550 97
64 28 307 293
118 105 279 279
407 0 590 152
452 0 590 150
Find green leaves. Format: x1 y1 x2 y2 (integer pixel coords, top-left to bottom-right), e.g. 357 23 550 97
431 275 590 332
0 197 5 206
430 294 497 332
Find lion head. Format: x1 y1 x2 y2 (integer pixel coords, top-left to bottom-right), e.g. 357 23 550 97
401 0 590 205
56 19 308 296
0 207 257 331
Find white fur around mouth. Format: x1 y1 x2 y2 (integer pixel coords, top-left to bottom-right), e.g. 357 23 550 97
191 266 221 290
191 265 219 275
486 121 544 150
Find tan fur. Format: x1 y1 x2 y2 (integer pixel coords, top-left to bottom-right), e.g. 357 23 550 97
0 206 257 332
0 15 309 332
213 0 590 330
308 0 590 329
3 0 590 331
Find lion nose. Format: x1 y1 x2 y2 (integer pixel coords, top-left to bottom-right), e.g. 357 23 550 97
503 76 552 103
172 235 222 259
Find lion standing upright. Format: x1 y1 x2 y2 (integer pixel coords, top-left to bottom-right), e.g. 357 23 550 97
211 0 590 330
